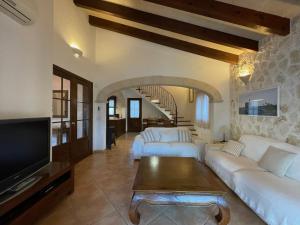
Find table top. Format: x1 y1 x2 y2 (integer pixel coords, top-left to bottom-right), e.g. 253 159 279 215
133 157 226 194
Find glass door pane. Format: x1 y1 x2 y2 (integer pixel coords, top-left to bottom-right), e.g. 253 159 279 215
130 100 140 118
52 75 71 146
77 83 90 139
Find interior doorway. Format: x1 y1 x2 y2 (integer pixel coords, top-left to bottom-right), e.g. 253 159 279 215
52 65 93 164
127 98 142 132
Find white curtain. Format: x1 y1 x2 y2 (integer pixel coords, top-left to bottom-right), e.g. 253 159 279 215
195 92 210 128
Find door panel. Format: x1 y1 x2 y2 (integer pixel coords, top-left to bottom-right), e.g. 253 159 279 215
127 98 142 132
51 75 71 162
71 82 92 164
52 65 93 164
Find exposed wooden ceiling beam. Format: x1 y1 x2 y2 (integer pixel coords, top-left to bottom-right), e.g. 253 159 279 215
73 0 258 51
144 0 290 35
89 16 238 64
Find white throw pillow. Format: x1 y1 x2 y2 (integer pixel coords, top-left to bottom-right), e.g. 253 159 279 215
178 129 192 143
159 129 179 143
140 130 155 143
258 146 297 177
222 140 245 157
273 143 300 182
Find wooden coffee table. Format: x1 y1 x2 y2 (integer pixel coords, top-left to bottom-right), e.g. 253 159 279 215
129 157 230 225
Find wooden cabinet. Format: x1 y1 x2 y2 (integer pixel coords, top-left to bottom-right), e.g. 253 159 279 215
0 162 74 225
109 118 126 138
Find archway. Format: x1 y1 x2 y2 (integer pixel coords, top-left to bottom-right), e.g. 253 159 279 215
96 76 223 103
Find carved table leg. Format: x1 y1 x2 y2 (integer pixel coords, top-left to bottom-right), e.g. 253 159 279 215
129 193 143 225
215 196 230 225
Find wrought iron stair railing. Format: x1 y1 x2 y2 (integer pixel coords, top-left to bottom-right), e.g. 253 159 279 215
136 85 178 126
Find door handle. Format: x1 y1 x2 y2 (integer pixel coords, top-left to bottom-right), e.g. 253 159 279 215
71 122 76 125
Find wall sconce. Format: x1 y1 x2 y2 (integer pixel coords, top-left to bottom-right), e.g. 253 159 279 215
238 60 253 85
70 44 83 58
188 88 195 103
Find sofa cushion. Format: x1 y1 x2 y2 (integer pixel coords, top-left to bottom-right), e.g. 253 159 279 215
159 129 179 143
258 146 297 177
222 140 244 157
145 127 179 142
143 142 200 160
169 142 200 160
140 129 155 143
234 170 300 225
272 143 300 182
178 129 192 142
143 143 171 156
239 135 280 162
205 150 264 189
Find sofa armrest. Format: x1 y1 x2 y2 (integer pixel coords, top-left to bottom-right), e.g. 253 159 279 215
131 135 145 159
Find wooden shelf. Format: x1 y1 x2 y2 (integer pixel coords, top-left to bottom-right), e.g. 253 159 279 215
0 162 74 225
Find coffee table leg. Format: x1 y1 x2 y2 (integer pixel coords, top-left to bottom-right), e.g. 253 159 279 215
129 193 143 225
215 196 230 225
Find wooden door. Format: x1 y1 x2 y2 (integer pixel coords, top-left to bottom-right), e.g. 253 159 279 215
52 65 93 164
127 98 142 132
71 80 93 163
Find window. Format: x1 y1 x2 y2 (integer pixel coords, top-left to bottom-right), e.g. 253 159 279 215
195 92 209 128
129 100 140 118
108 96 116 117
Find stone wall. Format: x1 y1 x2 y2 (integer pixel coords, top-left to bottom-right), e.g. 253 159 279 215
230 16 300 146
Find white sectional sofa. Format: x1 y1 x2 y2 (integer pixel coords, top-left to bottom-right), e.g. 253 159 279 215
132 127 206 161
205 135 300 225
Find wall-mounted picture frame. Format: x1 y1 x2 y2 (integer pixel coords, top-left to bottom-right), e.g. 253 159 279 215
239 87 280 117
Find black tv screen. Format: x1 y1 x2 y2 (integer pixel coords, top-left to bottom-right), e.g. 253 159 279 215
0 118 50 194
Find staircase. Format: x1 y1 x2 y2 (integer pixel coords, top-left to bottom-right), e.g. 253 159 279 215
135 85 197 135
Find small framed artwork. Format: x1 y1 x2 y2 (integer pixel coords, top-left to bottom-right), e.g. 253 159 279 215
239 87 279 117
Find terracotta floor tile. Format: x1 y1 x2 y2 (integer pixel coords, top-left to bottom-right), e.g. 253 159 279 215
36 133 265 225
148 214 177 225
91 210 127 225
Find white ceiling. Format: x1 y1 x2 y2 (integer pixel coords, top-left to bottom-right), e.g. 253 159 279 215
82 0 300 56
218 0 300 18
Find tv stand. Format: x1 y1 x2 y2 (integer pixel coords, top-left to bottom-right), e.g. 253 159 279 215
0 162 74 225
0 176 42 205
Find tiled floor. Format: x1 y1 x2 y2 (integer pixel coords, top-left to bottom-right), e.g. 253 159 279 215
36 133 266 225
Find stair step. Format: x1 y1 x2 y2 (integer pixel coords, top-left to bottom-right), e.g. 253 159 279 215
189 128 196 131
177 120 191 123
192 134 198 136
177 124 194 127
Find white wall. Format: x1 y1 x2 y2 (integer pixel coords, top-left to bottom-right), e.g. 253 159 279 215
0 0 52 119
53 0 96 80
52 2 231 150
53 0 105 150
94 29 231 148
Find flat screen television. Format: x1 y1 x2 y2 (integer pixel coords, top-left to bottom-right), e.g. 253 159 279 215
0 117 50 194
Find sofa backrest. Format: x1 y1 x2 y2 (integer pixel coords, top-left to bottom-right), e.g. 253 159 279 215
239 135 281 161
144 127 188 142
272 142 300 182
239 134 300 182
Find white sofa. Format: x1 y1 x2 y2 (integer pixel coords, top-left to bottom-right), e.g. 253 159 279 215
132 127 206 161
205 135 300 225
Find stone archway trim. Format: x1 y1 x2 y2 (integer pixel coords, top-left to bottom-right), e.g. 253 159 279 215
97 76 223 103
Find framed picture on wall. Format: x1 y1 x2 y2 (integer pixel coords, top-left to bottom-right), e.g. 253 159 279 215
239 87 280 117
